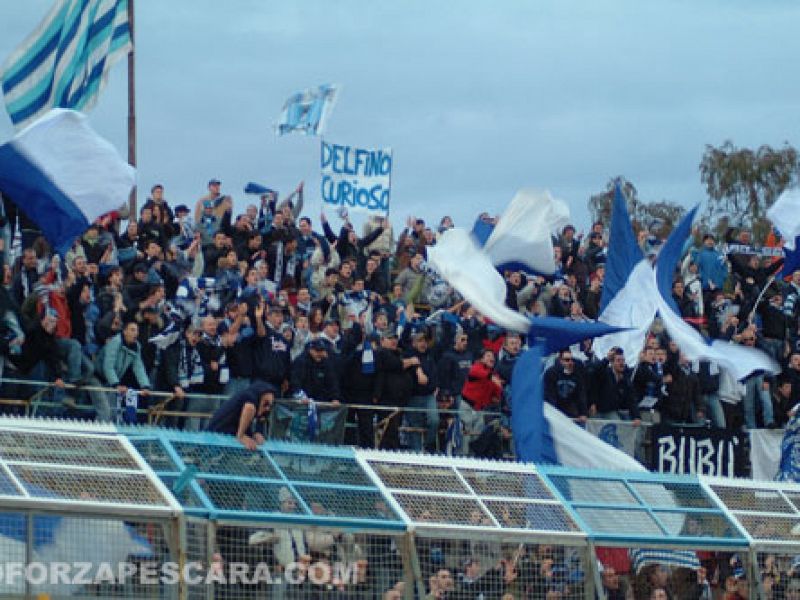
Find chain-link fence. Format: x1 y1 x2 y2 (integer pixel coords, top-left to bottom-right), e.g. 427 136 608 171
0 511 179 599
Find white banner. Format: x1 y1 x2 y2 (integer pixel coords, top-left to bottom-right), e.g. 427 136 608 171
320 141 391 216
750 428 784 481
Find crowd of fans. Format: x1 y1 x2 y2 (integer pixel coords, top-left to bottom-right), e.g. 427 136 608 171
3 181 800 599
0 180 798 455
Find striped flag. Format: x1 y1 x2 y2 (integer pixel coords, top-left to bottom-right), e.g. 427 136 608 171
629 548 700 573
1 0 131 130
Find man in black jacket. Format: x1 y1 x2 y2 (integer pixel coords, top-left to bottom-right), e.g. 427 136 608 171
373 329 417 450
632 347 664 415
342 329 379 447
207 381 275 450
290 338 341 403
543 349 588 421
437 332 473 401
404 331 439 452
593 351 640 424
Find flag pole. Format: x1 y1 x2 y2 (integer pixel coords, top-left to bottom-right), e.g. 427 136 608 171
127 0 137 218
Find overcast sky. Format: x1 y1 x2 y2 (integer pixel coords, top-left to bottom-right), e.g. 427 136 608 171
2 1 800 232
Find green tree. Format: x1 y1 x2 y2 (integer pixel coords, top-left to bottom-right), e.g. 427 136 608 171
588 177 639 229
588 176 685 236
699 141 800 241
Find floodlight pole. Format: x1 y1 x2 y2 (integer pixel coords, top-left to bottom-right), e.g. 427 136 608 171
127 0 137 218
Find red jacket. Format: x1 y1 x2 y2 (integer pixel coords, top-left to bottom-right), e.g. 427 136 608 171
461 361 502 411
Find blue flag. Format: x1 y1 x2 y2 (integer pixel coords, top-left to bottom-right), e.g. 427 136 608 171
600 183 643 313
782 236 800 279
528 316 628 355
511 343 558 464
655 205 699 317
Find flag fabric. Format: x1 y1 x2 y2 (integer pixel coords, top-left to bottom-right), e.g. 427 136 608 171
594 186 655 365
0 0 131 130
600 183 644 313
428 229 628 339
480 189 570 275
594 260 659 366
654 208 779 380
244 182 277 196
776 413 800 483
768 188 800 252
748 428 784 481
511 343 646 471
444 415 463 456
511 343 556 464
275 84 338 136
655 205 699 316
629 548 700 574
528 316 627 356
0 109 135 255
427 228 532 332
782 236 800 279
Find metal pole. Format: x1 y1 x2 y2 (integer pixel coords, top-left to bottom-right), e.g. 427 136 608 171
127 0 137 218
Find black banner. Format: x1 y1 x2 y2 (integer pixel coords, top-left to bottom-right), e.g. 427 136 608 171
650 424 746 477
268 399 348 445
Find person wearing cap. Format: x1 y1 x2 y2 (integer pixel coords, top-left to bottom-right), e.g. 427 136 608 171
194 178 224 223
373 328 417 449
207 381 275 450
289 337 340 403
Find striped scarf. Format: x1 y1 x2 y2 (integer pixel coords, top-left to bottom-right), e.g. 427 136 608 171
177 340 204 389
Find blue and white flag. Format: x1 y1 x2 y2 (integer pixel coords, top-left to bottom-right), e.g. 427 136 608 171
511 343 646 471
275 84 339 136
480 189 570 275
0 0 131 130
600 184 643 313
654 207 779 380
630 548 700 574
768 188 800 252
0 109 135 255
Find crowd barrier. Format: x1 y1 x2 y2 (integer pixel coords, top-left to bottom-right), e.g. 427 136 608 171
0 377 787 480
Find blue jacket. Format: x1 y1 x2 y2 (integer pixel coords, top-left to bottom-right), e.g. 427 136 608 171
693 246 728 290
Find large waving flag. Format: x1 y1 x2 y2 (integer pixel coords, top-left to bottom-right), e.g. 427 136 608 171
0 109 135 254
768 188 800 252
275 84 339 136
0 0 131 130
479 189 570 275
600 184 643 313
428 227 627 341
511 344 645 471
427 228 532 332
594 184 655 365
654 207 779 380
782 238 800 279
